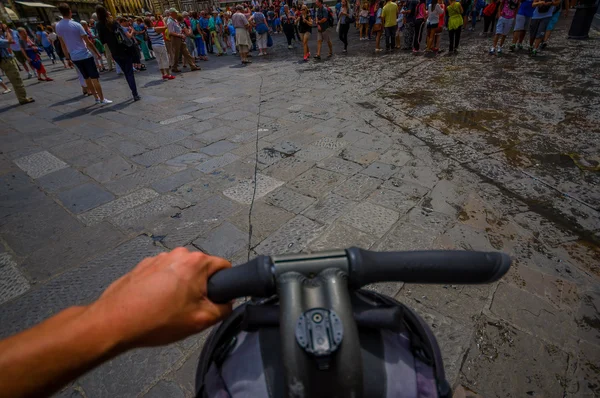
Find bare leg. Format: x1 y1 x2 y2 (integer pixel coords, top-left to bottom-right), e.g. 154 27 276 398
493 34 499 47
85 78 98 100
499 35 506 46
317 40 322 56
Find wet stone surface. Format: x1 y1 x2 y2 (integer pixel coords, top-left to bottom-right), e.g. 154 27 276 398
1 19 599 397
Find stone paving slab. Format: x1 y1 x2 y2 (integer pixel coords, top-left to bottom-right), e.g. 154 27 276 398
57 183 116 214
13 151 68 179
0 253 31 306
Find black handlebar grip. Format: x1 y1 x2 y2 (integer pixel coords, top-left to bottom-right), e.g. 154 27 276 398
346 248 511 287
207 255 275 304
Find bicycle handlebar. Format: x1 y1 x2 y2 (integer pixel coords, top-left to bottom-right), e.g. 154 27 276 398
207 248 511 303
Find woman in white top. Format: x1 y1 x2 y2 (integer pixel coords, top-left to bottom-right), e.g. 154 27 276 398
426 0 442 51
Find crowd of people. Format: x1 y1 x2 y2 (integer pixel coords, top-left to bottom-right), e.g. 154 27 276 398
0 0 570 105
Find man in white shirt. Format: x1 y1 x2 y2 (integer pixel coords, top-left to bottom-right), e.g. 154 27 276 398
55 2 112 105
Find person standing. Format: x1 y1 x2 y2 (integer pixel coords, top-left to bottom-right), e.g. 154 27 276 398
298 4 313 61
402 0 417 49
9 27 33 79
282 5 296 48
510 0 534 51
56 3 110 104
47 26 69 68
36 26 56 64
190 12 208 60
315 0 333 59
0 24 34 105
447 0 463 53
489 0 519 54
373 1 384 51
426 0 442 51
412 0 427 53
338 0 351 52
529 0 559 56
208 10 225 56
168 8 200 72
251 7 269 55
200 11 213 54
233 5 252 63
133 18 152 61
94 5 139 101
382 0 399 51
145 18 174 80
17 28 53 81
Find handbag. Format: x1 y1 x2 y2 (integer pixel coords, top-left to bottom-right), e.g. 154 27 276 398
267 32 273 47
336 18 341 32
372 23 382 32
256 22 269 34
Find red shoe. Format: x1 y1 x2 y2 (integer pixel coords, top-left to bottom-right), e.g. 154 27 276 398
162 75 169 80
167 75 176 80
45 77 53 81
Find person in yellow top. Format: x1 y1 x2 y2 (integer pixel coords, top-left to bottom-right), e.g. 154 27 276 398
381 0 399 50
446 0 463 53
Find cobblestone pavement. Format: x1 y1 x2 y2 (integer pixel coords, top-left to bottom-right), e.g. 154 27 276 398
1 17 599 398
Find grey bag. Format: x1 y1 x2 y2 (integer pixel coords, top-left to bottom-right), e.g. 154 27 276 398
195 289 451 398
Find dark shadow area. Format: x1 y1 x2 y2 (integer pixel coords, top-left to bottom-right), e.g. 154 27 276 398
90 100 134 115
50 96 86 107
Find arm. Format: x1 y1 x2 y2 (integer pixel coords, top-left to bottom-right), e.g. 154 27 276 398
82 34 101 58
0 248 232 398
58 36 72 67
155 26 167 34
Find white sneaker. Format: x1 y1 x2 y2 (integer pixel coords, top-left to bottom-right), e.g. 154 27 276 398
27 72 32 79
95 99 101 105
101 99 113 105
497 46 503 54
489 46 495 54
2 88 11 94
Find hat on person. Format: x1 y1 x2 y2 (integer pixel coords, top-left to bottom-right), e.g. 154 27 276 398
212 10 218 13
169 7 178 13
182 11 189 15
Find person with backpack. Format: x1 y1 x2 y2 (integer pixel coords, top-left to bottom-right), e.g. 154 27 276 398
250 6 269 55
481 0 498 35
447 0 463 53
95 5 138 101
509 0 533 50
529 0 560 56
489 0 520 54
315 0 334 59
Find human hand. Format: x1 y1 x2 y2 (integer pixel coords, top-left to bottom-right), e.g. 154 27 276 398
84 248 232 348
67 59 74 68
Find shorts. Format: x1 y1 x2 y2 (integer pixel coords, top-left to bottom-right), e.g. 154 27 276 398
495 16 514 36
301 31 311 41
427 22 438 29
514 14 531 31
530 16 551 39
547 11 560 31
359 16 369 24
72 56 99 80
317 29 331 42
13 50 27 65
